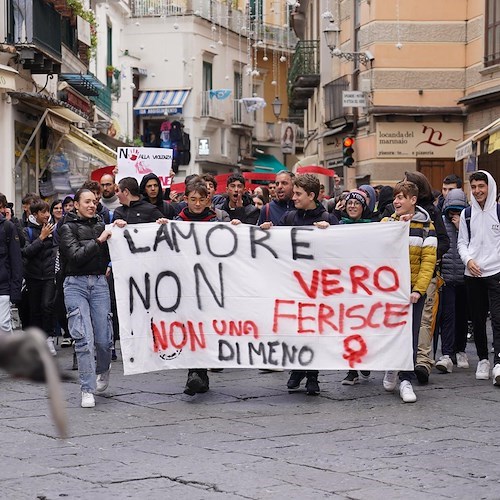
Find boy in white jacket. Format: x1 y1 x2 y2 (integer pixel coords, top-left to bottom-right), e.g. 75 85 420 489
457 170 500 384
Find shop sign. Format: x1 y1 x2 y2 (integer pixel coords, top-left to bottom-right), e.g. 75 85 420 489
377 122 463 158
198 138 210 156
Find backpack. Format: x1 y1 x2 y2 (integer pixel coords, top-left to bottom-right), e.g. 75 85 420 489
463 204 500 240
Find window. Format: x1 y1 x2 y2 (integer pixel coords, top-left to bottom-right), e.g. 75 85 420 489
485 0 500 66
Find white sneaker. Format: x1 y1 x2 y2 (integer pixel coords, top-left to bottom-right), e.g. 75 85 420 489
96 366 111 393
492 364 500 386
435 355 453 373
399 380 417 403
456 352 469 369
81 392 95 408
46 336 57 356
383 371 398 392
476 359 491 380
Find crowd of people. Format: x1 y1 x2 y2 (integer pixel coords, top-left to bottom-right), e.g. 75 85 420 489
0 167 499 407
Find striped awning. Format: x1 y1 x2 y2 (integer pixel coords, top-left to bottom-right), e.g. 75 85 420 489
133 89 190 116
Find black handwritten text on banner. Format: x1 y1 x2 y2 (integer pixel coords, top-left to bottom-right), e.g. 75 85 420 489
107 221 413 375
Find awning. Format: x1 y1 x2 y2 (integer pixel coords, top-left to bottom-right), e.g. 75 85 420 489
455 117 500 160
318 125 346 139
294 155 319 168
253 153 286 173
58 73 104 97
134 89 190 115
0 64 18 92
9 91 89 123
66 125 117 165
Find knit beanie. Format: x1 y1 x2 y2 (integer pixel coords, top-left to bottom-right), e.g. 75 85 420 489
346 190 368 210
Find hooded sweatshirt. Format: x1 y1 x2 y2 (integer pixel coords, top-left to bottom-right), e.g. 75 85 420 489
441 188 468 284
458 170 500 277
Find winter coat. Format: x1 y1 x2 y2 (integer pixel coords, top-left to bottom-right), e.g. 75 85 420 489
257 199 295 225
381 201 449 261
0 215 23 302
278 203 339 226
139 173 176 219
372 186 394 222
113 199 164 224
382 206 437 296
59 212 110 277
441 189 468 285
214 193 260 225
21 221 57 280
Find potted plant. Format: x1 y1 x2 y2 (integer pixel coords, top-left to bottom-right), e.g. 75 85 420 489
106 65 114 77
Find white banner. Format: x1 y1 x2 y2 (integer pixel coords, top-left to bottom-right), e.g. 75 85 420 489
117 147 172 188
107 221 414 375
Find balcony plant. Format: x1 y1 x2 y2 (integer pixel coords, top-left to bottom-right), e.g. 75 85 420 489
66 0 98 57
106 65 115 77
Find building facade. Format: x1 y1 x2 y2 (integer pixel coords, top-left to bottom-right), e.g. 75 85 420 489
290 0 500 191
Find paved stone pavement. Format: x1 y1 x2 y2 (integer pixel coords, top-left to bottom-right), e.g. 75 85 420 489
1 333 500 500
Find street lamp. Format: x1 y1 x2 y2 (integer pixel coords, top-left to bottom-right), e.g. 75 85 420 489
272 96 282 120
323 21 374 66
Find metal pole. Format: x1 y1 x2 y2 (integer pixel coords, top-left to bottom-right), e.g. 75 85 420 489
15 108 49 170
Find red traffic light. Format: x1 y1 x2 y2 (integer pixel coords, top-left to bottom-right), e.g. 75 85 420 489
343 137 355 148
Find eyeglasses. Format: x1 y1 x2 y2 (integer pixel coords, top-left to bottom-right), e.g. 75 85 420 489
346 200 362 207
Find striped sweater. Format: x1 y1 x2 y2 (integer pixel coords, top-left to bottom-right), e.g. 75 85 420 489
382 206 437 295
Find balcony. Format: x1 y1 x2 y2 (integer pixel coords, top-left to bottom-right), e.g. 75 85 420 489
90 85 112 116
200 90 227 122
131 0 186 17
232 99 254 131
288 40 320 110
4 0 62 73
324 76 351 126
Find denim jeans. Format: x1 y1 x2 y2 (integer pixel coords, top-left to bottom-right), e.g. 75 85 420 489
64 275 113 393
0 295 12 334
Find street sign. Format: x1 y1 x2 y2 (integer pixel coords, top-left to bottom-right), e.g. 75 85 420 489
342 91 366 107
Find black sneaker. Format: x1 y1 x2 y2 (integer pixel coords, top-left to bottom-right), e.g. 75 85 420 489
184 371 204 396
341 371 359 385
360 371 371 380
414 365 429 385
111 348 117 361
287 371 306 390
305 375 320 395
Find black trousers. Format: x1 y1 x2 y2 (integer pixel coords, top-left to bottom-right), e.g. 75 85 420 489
465 273 500 365
438 283 468 356
26 278 56 337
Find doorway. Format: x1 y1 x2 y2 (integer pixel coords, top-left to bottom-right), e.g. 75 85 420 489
417 158 464 191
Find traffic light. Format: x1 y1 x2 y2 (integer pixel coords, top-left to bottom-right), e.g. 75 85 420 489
343 137 355 167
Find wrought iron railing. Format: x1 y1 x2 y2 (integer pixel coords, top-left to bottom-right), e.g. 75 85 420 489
91 85 112 116
233 99 254 127
288 40 320 86
4 0 62 59
129 0 296 48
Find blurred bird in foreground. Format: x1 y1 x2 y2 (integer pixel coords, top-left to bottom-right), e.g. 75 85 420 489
0 328 68 438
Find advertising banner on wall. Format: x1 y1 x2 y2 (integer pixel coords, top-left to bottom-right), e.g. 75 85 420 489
377 122 463 159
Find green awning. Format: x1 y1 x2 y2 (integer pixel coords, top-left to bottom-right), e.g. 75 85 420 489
253 153 286 173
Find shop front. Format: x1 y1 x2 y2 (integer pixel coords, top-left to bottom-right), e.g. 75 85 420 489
9 91 116 212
